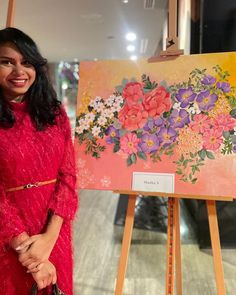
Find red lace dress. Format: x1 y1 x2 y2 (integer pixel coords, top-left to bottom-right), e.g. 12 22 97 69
0 101 78 295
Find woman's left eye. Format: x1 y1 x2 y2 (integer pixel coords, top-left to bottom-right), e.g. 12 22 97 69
22 60 33 67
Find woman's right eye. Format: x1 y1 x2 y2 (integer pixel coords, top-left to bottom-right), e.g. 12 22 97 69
0 60 13 65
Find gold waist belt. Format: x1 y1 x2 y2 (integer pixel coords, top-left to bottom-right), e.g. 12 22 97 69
6 179 57 192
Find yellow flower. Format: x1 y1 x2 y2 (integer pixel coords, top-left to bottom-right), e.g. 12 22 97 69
78 92 92 114
176 126 202 156
208 94 231 118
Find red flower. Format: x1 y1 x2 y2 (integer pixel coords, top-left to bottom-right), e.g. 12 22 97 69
118 104 148 131
143 86 171 118
122 82 144 107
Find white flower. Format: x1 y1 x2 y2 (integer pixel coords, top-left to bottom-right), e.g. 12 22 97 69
101 176 111 187
115 95 124 104
94 102 105 112
188 103 201 115
105 95 116 106
92 126 101 137
77 158 86 168
85 112 95 123
89 96 102 107
75 126 84 134
97 116 107 126
79 119 90 131
173 102 181 110
112 102 123 112
103 109 114 119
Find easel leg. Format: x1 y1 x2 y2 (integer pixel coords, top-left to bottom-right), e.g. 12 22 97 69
174 198 182 295
206 200 226 295
166 197 176 295
115 194 137 295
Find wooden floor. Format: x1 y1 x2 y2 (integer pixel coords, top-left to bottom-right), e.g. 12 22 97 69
73 190 236 295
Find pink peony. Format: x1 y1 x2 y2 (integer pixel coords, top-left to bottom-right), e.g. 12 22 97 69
143 86 171 118
122 82 144 107
118 104 148 131
190 113 211 133
120 133 140 155
203 129 223 151
214 114 236 132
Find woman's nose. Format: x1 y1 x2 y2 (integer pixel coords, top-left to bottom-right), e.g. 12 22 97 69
13 64 24 75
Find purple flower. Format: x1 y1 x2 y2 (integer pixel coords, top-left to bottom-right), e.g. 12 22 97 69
138 133 160 153
233 143 236 153
168 109 190 128
176 87 197 108
201 75 216 85
196 90 218 111
143 117 165 132
105 126 120 144
157 127 177 147
216 82 231 93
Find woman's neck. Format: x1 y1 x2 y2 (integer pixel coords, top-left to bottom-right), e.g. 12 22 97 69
12 97 24 103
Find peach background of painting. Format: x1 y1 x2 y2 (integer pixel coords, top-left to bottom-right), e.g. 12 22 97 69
75 52 236 198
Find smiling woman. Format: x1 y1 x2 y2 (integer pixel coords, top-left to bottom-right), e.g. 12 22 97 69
0 43 36 101
0 27 78 295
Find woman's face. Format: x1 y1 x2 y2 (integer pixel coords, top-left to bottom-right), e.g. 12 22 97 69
0 42 36 101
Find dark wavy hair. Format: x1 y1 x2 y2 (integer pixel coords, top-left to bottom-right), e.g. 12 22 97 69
0 27 61 130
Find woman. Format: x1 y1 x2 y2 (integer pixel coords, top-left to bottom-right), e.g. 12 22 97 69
0 27 78 294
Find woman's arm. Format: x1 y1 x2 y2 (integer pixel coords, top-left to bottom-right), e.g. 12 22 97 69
0 185 27 248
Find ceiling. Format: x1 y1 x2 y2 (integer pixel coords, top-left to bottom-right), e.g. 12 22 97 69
0 0 168 62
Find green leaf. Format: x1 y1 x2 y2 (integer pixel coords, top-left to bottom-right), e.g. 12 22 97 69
131 153 137 164
127 155 133 166
121 78 129 86
190 152 195 158
113 144 120 153
198 149 206 160
183 159 189 168
223 131 230 139
137 151 147 160
191 166 196 174
230 108 236 119
191 178 197 184
206 151 215 159
176 170 183 175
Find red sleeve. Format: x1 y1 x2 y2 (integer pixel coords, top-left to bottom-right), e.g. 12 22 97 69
0 185 26 246
49 108 78 220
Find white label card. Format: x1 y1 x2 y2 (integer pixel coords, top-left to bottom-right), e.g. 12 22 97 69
132 172 175 193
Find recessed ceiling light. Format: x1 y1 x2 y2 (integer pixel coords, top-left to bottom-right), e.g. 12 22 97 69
130 55 137 61
126 32 136 42
126 44 135 52
122 0 129 3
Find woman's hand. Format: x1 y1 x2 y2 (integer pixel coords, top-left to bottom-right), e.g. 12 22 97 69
17 232 57 268
32 260 57 290
10 232 30 254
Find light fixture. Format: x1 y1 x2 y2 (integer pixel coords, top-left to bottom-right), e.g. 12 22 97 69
126 44 135 52
62 82 68 90
122 0 129 3
125 32 136 42
130 55 137 61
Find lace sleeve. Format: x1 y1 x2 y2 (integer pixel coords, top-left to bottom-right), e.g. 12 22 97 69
0 185 26 246
49 108 78 220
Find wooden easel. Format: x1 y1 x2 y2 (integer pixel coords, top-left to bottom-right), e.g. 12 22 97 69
114 192 232 295
114 1 232 294
6 0 15 27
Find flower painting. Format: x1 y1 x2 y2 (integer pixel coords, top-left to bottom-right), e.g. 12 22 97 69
75 52 236 198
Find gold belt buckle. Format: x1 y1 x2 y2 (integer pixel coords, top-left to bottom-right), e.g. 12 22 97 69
23 182 39 189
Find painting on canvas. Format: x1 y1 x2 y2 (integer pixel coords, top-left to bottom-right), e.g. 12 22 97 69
75 52 236 198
